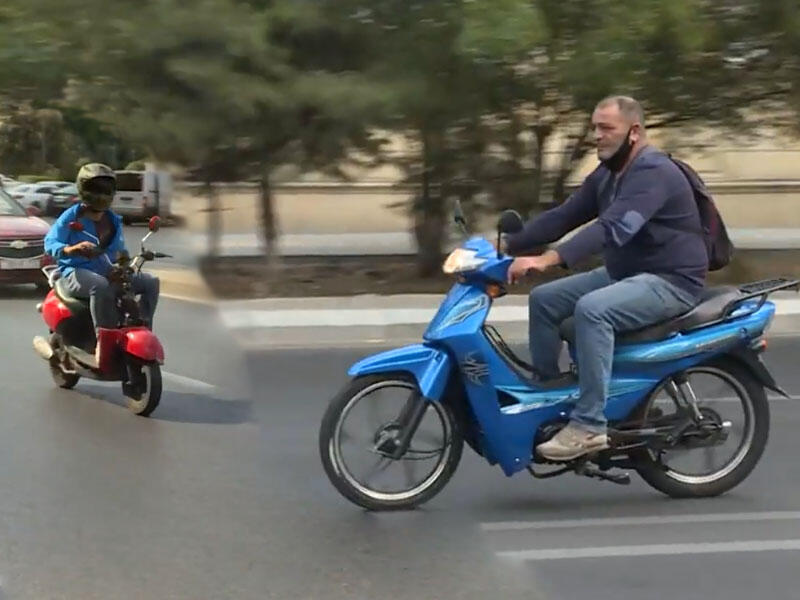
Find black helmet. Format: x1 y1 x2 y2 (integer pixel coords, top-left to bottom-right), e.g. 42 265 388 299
76 163 116 211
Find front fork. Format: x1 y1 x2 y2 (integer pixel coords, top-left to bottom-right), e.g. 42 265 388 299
375 391 429 459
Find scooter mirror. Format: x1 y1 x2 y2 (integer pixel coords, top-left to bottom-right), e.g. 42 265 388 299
148 216 161 232
498 209 523 234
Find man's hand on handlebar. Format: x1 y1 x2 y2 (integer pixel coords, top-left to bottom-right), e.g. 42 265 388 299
65 241 98 257
507 250 563 284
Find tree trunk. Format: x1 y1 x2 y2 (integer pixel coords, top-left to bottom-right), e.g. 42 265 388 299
553 119 593 204
258 166 278 260
530 124 550 210
413 130 446 278
205 180 221 258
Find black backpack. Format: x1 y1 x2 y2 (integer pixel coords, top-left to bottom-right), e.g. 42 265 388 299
666 155 734 271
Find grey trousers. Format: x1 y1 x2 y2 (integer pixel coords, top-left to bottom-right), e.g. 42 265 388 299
64 268 160 329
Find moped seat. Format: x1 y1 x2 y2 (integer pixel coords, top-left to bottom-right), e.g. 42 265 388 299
558 285 743 345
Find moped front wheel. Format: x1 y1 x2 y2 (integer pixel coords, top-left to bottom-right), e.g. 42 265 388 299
319 373 463 511
123 360 162 417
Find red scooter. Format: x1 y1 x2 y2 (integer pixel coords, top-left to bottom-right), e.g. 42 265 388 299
32 216 168 416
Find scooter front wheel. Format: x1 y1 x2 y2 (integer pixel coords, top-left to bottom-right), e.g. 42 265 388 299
123 360 162 417
319 373 463 511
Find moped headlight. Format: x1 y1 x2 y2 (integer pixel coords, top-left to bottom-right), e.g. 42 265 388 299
442 248 486 274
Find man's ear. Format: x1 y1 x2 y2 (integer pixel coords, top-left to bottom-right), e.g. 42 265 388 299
630 123 642 144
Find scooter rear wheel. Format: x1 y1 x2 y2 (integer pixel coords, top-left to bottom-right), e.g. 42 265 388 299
48 335 80 389
50 360 80 389
320 373 463 511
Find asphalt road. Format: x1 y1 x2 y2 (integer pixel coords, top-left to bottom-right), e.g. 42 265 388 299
2 284 800 599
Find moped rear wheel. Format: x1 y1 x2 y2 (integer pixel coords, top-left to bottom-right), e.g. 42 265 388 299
320 373 463 511
630 357 769 498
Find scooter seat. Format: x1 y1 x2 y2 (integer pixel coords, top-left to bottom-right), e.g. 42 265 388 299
559 285 743 345
54 277 91 316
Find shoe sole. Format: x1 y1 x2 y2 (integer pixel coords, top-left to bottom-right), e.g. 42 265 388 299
537 441 609 462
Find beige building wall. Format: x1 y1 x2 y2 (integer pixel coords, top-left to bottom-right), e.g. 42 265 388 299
173 127 800 234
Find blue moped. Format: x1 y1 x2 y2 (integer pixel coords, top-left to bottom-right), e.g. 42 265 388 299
320 207 797 510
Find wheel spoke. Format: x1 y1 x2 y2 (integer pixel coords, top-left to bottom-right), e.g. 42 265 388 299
363 456 393 486
402 457 416 488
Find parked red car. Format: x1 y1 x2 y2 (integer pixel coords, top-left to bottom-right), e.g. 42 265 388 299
0 188 53 289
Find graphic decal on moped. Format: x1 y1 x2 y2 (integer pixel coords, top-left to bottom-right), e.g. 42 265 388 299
461 352 489 385
436 294 489 333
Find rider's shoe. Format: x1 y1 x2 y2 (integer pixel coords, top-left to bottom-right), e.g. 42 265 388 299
537 423 608 461
32 336 54 361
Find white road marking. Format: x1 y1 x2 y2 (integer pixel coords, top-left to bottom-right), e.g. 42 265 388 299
482 511 800 532
497 539 800 562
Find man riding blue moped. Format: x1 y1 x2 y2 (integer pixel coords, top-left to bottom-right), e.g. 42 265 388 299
319 96 797 510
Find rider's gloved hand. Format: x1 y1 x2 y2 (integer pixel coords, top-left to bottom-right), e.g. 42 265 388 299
66 241 98 257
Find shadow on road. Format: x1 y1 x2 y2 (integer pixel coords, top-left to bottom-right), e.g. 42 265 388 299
77 383 253 425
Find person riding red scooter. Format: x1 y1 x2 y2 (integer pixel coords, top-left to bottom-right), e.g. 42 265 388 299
32 163 168 416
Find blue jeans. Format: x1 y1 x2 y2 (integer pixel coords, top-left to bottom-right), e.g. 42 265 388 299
529 267 697 433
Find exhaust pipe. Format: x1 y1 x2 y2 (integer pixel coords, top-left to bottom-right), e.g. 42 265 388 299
32 336 53 361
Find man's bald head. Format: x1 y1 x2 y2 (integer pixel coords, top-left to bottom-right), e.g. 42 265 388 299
595 96 646 129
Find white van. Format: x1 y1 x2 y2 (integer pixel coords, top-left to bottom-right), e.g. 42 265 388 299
112 170 173 224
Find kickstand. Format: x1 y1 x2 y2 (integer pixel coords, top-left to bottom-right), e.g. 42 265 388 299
527 465 573 479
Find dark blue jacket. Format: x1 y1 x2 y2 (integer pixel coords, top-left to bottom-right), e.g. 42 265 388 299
505 146 708 297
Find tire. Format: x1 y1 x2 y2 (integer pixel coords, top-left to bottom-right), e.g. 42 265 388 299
124 361 162 416
50 359 80 389
319 373 463 511
631 357 769 498
48 334 80 389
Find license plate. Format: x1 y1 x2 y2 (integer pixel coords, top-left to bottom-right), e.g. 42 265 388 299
119 196 133 202
0 257 41 270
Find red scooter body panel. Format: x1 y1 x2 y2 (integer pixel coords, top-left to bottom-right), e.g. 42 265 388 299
123 327 165 364
42 290 72 331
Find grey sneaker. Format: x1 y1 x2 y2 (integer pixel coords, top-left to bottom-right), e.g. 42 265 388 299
536 423 608 462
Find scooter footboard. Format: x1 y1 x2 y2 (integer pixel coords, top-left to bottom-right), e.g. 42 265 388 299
348 344 452 401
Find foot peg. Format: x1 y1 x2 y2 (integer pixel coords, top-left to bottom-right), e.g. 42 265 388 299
574 461 631 485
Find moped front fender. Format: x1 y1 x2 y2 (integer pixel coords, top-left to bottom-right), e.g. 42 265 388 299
348 344 452 401
124 328 165 364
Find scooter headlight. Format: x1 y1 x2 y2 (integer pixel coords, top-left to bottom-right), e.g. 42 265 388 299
442 248 486 274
